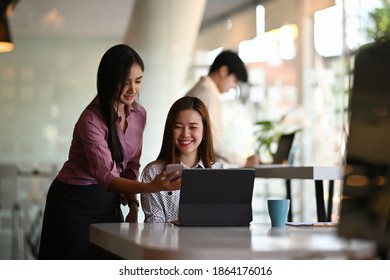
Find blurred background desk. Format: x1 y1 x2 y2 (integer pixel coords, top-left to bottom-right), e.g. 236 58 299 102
0 164 53 259
90 222 376 260
254 166 343 222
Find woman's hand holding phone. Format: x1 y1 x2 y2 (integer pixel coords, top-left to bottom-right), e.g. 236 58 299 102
166 164 184 179
165 164 184 195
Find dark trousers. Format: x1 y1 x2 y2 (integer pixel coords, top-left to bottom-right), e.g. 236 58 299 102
38 178 123 260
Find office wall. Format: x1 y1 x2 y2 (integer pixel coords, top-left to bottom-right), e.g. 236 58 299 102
0 37 120 171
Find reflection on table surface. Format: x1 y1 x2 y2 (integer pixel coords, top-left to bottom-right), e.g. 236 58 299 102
90 222 377 260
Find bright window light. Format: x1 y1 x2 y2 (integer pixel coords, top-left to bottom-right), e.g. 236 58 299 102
279 25 298 60
315 0 384 57
314 6 343 57
256 5 265 35
239 24 298 64
207 47 223 65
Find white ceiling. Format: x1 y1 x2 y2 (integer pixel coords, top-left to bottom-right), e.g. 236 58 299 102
8 0 258 39
200 0 258 30
9 0 136 38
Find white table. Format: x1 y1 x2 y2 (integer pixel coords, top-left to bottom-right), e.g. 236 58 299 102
254 165 344 222
90 222 376 260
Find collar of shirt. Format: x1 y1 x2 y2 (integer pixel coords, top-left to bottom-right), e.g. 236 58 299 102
180 160 204 169
114 103 141 122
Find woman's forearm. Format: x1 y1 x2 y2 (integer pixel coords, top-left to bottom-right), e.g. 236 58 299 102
108 177 151 194
108 171 181 195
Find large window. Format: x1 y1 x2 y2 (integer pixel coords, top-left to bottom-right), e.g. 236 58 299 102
314 0 383 57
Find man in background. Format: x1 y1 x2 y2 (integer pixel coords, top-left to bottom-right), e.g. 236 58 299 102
185 50 260 167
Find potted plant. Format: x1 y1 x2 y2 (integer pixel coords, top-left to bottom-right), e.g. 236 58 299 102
366 0 390 43
253 111 302 163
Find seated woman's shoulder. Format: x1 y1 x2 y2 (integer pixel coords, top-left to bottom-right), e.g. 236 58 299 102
143 160 166 173
141 160 167 182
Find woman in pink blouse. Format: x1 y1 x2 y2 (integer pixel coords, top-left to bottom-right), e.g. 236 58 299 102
38 44 181 260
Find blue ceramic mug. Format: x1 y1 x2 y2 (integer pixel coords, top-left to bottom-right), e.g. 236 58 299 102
267 199 290 227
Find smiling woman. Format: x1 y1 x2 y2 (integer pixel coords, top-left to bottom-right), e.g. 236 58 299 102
140 96 223 223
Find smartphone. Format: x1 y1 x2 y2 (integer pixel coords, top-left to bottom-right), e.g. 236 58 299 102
166 163 185 179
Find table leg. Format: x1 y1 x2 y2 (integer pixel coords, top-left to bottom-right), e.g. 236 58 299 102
315 180 327 222
327 180 334 222
286 179 292 222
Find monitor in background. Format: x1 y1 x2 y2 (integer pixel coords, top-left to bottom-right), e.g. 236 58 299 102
272 133 295 164
338 41 390 260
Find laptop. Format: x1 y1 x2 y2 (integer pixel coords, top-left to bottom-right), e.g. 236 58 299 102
272 133 295 164
171 168 255 226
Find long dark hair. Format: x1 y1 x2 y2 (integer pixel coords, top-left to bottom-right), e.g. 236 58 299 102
96 44 144 163
157 96 216 167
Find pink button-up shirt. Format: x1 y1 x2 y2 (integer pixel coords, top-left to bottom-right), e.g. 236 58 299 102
57 97 146 192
